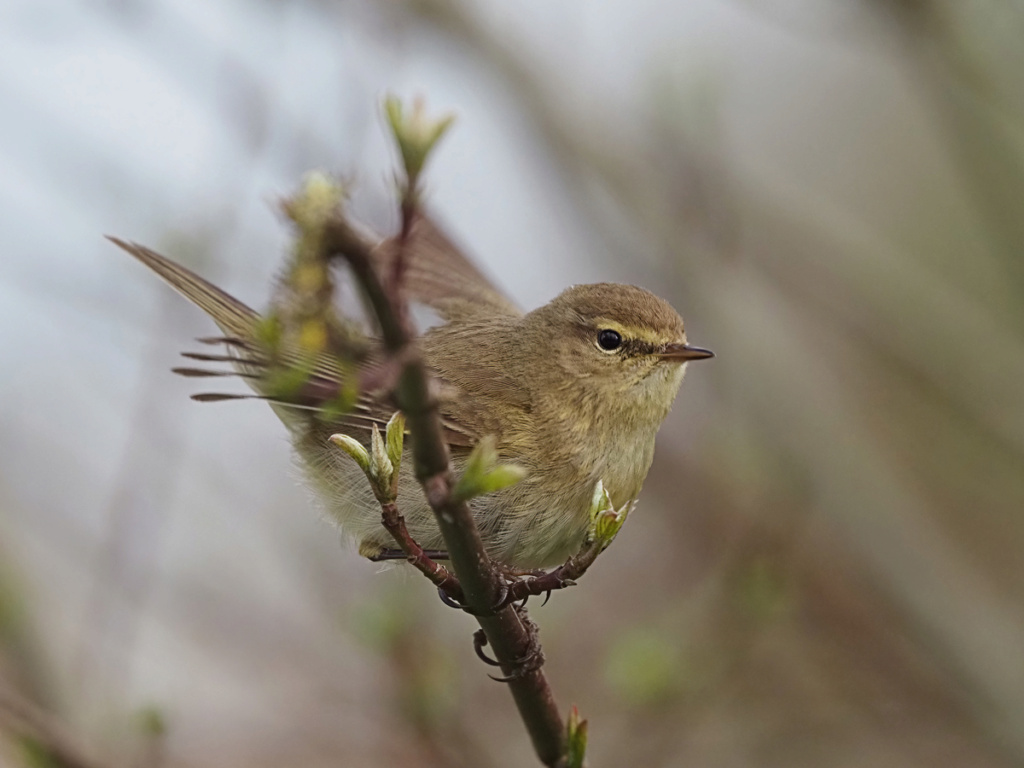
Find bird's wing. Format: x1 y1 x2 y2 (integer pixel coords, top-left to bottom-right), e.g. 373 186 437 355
373 214 521 320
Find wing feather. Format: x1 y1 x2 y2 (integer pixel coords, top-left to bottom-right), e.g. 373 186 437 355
373 215 520 320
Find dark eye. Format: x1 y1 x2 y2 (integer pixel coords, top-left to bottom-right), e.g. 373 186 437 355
597 329 622 351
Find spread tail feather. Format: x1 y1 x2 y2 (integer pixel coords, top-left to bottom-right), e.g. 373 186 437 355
107 237 259 338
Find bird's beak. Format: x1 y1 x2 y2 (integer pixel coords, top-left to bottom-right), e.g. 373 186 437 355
658 342 715 362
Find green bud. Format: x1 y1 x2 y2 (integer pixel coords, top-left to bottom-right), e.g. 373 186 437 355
285 171 346 231
565 704 588 768
594 508 626 546
384 95 455 187
369 423 395 496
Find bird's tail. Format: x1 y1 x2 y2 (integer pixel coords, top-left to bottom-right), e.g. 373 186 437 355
107 236 360 422
107 237 259 339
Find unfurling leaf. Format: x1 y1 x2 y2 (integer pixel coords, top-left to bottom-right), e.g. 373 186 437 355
332 426 400 503
588 480 614 523
330 433 370 474
385 411 406 477
587 480 631 549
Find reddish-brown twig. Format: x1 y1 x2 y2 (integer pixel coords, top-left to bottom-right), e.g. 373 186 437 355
378 500 463 601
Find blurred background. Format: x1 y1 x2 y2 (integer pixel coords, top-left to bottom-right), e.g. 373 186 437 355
3 0 1024 766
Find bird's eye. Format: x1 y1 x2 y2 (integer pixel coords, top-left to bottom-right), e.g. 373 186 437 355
597 329 623 351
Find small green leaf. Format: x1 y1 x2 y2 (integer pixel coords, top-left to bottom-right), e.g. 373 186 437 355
469 434 498 475
477 463 528 495
453 436 526 502
453 435 496 501
330 433 370 474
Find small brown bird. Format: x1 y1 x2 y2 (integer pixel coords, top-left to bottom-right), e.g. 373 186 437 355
111 219 712 569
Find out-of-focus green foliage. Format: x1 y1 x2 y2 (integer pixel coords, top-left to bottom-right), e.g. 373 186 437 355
15 736 59 768
349 589 461 729
604 627 685 707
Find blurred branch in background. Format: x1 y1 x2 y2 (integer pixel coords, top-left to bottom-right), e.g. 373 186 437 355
0 685 108 768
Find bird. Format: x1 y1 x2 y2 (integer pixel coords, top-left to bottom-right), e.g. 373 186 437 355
109 217 712 570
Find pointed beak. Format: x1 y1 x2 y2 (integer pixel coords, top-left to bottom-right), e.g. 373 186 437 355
658 342 715 362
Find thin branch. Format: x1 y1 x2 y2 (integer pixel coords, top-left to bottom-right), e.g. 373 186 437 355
378 500 464 600
320 215 568 767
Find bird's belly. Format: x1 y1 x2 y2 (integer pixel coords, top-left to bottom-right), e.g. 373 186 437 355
485 478 596 569
302 431 651 570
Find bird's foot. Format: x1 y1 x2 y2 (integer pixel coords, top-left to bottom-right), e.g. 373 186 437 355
472 608 545 682
436 580 509 617
496 564 580 609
